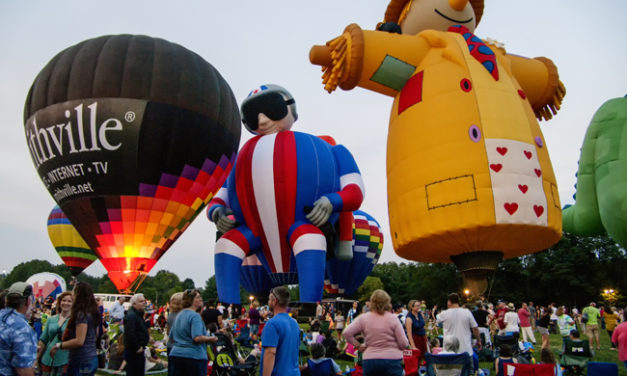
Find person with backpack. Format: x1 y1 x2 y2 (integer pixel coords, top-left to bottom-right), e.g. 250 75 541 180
582 302 601 350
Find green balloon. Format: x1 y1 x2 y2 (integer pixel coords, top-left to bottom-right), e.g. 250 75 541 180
563 95 627 248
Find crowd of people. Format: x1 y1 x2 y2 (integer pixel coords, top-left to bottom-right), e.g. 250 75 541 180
0 279 626 376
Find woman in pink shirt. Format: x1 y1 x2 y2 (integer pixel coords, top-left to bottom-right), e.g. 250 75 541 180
612 321 627 371
343 289 409 376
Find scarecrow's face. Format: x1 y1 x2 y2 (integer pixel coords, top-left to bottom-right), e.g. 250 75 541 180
400 0 477 35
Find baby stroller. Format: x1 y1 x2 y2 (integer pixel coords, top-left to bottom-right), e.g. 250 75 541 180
492 334 534 364
209 333 258 376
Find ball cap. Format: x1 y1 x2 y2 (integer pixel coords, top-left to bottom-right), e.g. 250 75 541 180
8 282 32 297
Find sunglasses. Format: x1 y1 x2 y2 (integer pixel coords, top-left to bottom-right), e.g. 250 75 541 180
241 92 295 131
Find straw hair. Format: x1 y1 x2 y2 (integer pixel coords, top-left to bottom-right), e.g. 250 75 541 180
384 0 484 26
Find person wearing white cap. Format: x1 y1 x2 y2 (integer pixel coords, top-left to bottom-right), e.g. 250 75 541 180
0 281 38 376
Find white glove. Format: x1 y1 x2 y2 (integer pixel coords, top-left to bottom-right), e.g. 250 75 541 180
212 207 236 234
306 196 333 227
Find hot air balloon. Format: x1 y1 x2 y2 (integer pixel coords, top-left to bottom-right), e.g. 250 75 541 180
208 85 365 304
240 253 277 297
48 205 98 276
24 35 241 292
563 96 627 249
26 272 66 300
324 210 384 296
310 0 565 294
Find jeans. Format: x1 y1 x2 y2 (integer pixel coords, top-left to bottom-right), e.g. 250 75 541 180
126 351 146 376
168 356 207 376
67 357 98 376
362 358 403 376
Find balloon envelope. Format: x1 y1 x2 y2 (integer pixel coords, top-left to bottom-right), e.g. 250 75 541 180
24 35 241 292
563 96 627 248
324 210 384 296
26 272 66 300
48 205 97 276
240 253 276 296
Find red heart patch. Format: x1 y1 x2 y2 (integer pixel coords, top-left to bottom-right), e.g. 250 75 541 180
524 150 533 159
490 164 502 172
504 202 518 215
533 205 544 217
518 184 528 194
534 168 542 177
497 147 508 156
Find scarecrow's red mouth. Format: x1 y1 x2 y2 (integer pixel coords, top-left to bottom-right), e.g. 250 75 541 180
434 8 473 24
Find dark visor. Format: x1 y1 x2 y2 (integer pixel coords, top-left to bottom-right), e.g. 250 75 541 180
241 92 294 131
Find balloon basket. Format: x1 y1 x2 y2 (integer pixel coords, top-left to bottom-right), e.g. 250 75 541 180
451 251 503 296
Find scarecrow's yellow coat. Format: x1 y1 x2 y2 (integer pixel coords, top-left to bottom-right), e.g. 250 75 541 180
314 25 563 262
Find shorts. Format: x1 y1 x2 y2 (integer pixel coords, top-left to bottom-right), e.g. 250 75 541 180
537 326 549 335
586 324 599 337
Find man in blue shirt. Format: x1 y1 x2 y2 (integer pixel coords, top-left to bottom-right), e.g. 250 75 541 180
110 296 126 323
260 286 300 376
0 282 38 376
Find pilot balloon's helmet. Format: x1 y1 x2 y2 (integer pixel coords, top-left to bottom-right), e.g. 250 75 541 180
241 84 298 134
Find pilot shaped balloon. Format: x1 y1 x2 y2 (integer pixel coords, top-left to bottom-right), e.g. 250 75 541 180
310 0 565 293
208 84 365 303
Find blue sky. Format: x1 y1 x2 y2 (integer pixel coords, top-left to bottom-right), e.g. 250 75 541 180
1 0 626 287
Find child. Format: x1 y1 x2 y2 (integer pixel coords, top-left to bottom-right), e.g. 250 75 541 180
430 337 443 354
299 342 342 376
540 348 563 376
495 344 517 376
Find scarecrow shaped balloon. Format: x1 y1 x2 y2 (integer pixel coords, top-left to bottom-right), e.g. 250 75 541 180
24 35 240 292
208 84 365 303
310 0 565 294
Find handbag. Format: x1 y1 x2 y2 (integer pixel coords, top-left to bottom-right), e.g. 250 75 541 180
403 349 421 376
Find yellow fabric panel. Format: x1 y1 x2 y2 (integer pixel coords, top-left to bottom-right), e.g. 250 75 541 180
358 31 431 96
381 30 561 262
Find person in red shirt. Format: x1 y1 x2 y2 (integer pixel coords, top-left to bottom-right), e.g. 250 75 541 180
518 303 536 344
611 321 627 371
494 301 508 335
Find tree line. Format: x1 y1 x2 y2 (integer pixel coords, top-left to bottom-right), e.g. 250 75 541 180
2 233 624 309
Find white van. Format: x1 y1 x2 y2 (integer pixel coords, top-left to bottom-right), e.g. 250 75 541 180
94 293 132 313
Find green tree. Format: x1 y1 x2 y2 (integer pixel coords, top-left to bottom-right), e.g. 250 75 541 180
203 276 218 302
137 270 183 305
356 276 384 303
182 278 196 290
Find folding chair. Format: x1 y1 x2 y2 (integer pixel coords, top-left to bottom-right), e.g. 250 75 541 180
586 361 618 376
505 363 555 376
425 353 472 376
560 338 592 375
